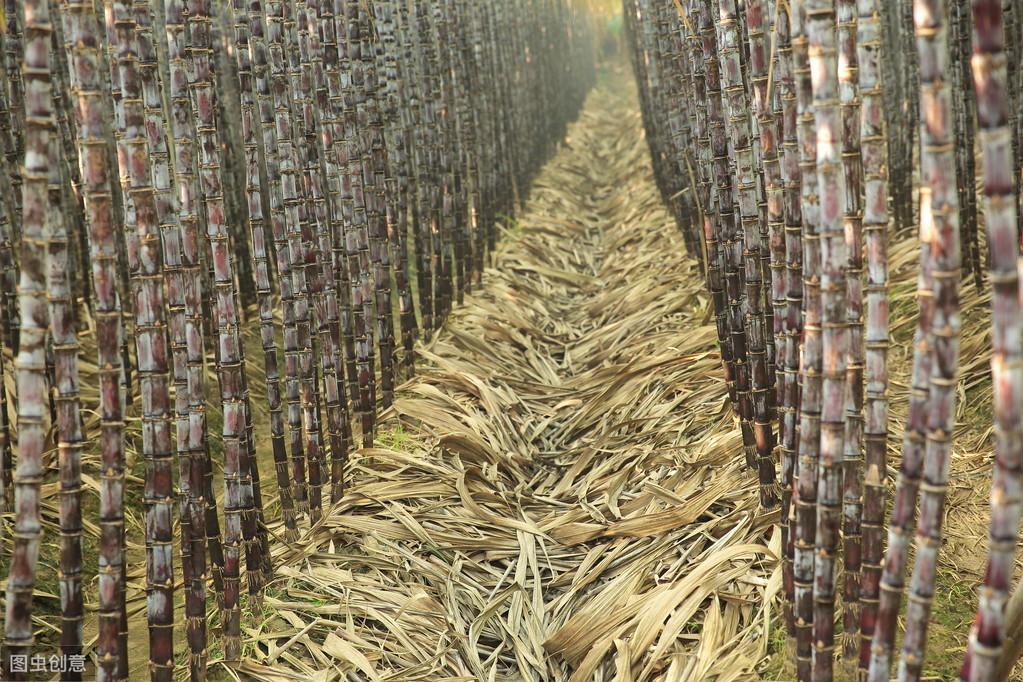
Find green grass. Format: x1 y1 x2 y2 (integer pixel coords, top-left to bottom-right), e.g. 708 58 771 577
920 569 975 678
760 619 792 679
375 424 412 450
760 569 977 680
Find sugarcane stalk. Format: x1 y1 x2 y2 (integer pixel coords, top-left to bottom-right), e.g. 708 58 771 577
409 0 436 338
865 22 923 679
959 1 1023 679
791 0 824 677
856 0 890 671
0 171 16 357
3 1 55 677
266 0 312 515
332 0 362 407
656 3 697 258
895 0 963 675
892 0 919 237
392 0 420 374
183 0 262 656
482 1 513 249
233 0 285 587
47 90 85 682
745 0 787 514
415 0 443 341
278 0 325 523
61 3 129 677
378 0 416 381
108 2 178 676
164 0 227 616
866 216 935 680
132 3 210 675
291 0 333 523
682 0 736 415
229 11 274 588
3 0 24 239
480 0 504 266
865 2 944 680
428 2 453 327
703 0 758 486
775 0 805 640
309 0 353 503
459 0 487 288
717 0 778 510
211 25 272 586
743 0 786 471
202 0 265 609
103 0 137 429
359 1 392 416
0 188 14 513
368 0 399 407
343 0 377 446
950 1 981 292
0 52 19 285
836 0 866 660
0 61 19 354
633 1 669 232
247 0 302 540
805 1 851 676
694 0 744 430
449 0 482 294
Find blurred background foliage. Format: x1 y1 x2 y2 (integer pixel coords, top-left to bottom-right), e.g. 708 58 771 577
572 0 622 15
570 0 623 62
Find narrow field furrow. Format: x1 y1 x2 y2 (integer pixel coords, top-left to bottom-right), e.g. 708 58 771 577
241 72 775 682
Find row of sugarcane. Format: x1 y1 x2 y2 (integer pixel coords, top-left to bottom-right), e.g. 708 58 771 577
0 0 595 679
628 0 1023 680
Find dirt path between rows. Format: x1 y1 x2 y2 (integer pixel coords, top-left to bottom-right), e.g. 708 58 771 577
231 70 776 682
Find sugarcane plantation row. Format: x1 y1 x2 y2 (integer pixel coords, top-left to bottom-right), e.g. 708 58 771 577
632 0 1023 680
0 0 594 679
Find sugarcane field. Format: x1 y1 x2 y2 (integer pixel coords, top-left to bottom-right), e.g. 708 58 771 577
1 0 1023 679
